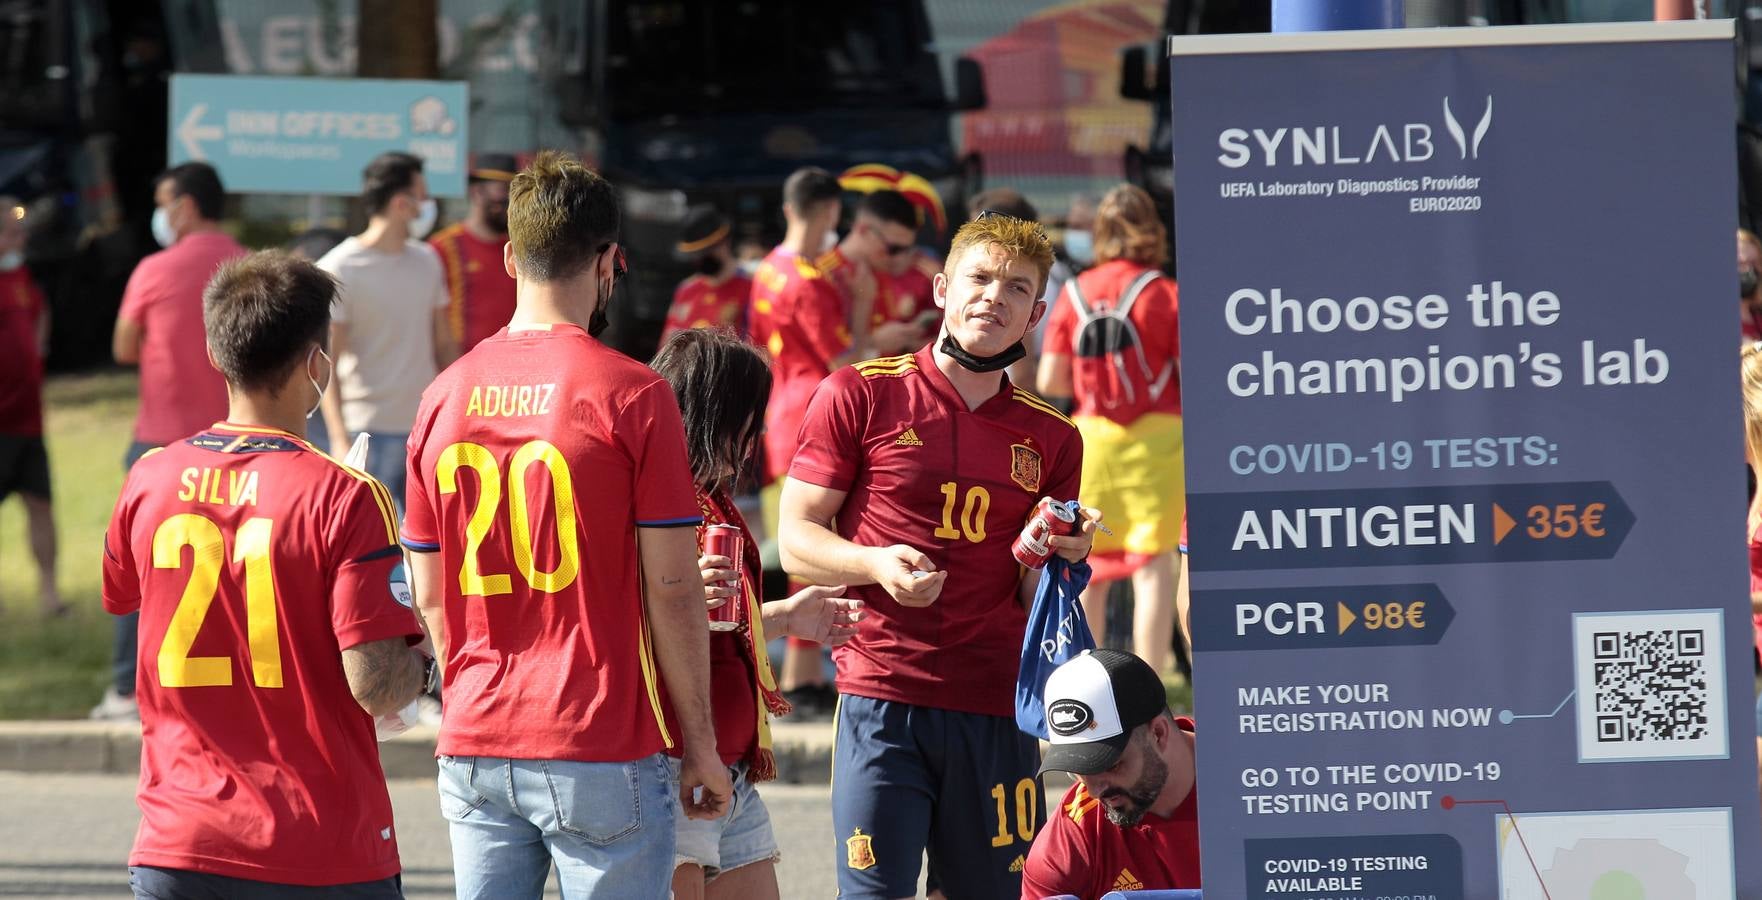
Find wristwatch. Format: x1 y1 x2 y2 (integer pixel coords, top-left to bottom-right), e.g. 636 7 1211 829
420 654 441 695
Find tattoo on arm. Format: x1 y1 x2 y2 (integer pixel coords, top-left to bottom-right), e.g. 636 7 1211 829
341 638 424 717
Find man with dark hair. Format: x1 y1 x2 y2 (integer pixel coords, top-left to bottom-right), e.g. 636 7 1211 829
96 161 246 721
749 166 861 717
431 153 519 354
0 198 62 618
403 150 730 899
661 205 752 342
822 189 934 357
1023 649 1200 898
102 250 433 899
318 151 457 515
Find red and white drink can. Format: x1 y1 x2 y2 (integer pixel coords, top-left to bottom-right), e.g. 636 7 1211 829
704 524 746 632
1013 497 1080 569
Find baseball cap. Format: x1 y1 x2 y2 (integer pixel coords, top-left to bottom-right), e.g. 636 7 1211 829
1038 649 1169 776
469 153 519 183
676 206 731 255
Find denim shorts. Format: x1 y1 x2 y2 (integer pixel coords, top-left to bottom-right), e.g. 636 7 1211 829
667 758 780 879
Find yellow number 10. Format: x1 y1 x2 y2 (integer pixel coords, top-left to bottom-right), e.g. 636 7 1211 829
152 514 282 689
436 440 581 596
935 481 990 543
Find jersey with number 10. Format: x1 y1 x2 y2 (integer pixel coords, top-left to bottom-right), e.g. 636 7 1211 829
101 423 418 886
789 347 1082 717
402 324 702 763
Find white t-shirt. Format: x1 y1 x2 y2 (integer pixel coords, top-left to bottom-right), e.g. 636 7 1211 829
318 236 448 434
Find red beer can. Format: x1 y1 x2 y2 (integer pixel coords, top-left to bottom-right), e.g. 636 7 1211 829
1013 497 1080 569
704 524 745 632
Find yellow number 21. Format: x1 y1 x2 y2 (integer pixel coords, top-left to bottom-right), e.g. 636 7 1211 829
152 514 282 689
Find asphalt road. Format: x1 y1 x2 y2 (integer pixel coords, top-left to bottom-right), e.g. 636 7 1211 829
0 773 847 899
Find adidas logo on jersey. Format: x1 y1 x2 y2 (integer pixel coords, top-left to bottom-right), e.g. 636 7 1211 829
1008 855 1025 873
894 427 924 446
1114 869 1145 891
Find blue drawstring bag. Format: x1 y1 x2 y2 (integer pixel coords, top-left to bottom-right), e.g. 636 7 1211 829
1016 556 1097 740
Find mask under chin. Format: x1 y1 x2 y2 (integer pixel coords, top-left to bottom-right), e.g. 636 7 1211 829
939 333 1025 373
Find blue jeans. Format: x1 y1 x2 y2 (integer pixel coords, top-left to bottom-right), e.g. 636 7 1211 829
361 431 408 519
111 440 160 697
438 754 677 900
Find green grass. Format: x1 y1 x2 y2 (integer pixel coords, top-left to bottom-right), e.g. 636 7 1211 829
0 371 137 718
1164 673 1193 716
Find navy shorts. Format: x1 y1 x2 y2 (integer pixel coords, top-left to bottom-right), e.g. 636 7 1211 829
128 866 401 899
832 694 1044 899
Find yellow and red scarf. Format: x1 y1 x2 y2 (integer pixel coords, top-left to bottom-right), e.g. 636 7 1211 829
698 487 791 781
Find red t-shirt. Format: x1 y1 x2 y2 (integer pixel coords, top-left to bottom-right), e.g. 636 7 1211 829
1022 718 1201 900
874 257 938 328
788 347 1082 716
100 423 419 886
662 273 753 343
402 324 702 762
0 267 46 435
750 247 850 481
118 232 244 445
430 224 517 354
663 488 760 767
1044 259 1182 423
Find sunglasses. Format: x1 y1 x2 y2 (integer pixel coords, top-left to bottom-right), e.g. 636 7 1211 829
598 243 628 279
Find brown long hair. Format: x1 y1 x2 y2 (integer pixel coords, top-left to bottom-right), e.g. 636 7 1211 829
651 329 772 492
1093 183 1167 267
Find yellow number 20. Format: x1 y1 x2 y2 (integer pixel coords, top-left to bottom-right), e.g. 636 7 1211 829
152 514 282 689
436 440 581 596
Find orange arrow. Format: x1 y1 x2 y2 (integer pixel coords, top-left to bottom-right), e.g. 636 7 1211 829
1337 601 1357 634
1492 503 1516 544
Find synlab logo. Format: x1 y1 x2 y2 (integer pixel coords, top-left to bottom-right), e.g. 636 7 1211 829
1216 94 1495 168
1441 96 1493 159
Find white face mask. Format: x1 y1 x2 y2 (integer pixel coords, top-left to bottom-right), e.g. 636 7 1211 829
409 197 438 239
151 207 178 248
307 346 332 420
0 251 21 272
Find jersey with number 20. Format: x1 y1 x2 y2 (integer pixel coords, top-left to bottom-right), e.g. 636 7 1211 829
101 423 419 886
402 324 703 763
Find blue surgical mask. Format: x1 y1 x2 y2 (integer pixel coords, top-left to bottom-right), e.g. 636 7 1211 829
410 198 438 239
0 251 21 272
151 207 177 248
1063 229 1093 266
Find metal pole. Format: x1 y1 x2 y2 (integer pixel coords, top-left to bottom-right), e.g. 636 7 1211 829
1272 0 1405 31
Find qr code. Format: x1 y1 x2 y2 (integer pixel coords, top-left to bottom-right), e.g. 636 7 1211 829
1573 611 1727 763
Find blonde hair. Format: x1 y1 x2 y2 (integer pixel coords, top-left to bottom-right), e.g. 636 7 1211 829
1093 183 1167 267
1743 345 1762 461
946 213 1055 295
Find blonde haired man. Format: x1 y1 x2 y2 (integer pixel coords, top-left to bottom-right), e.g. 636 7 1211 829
781 213 1101 899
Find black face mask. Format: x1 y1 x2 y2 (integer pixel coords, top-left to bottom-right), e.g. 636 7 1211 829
589 273 612 337
1742 268 1758 299
694 253 723 276
940 333 1026 373
485 205 508 236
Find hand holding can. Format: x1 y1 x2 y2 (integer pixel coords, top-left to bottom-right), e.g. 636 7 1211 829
703 525 746 632
1012 497 1083 569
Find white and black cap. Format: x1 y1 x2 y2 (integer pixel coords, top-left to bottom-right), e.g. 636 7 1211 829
1038 649 1168 776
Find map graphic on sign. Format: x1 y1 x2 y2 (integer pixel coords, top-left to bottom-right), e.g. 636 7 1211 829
1496 808 1734 899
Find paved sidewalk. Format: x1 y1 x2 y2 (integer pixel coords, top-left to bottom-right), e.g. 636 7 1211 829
0 719 838 781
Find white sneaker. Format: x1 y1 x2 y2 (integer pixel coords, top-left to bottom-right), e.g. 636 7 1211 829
88 688 139 722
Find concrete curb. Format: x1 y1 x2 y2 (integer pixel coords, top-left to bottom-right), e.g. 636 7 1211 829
0 719 836 783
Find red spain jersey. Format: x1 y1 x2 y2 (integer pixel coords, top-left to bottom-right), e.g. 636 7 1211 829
0 267 46 435
100 423 419 886
749 247 850 481
873 255 938 328
661 272 753 342
430 224 518 354
402 323 702 762
789 347 1082 716
1022 719 1201 899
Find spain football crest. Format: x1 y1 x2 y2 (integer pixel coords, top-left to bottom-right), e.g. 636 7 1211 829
846 828 876 870
1010 443 1043 493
